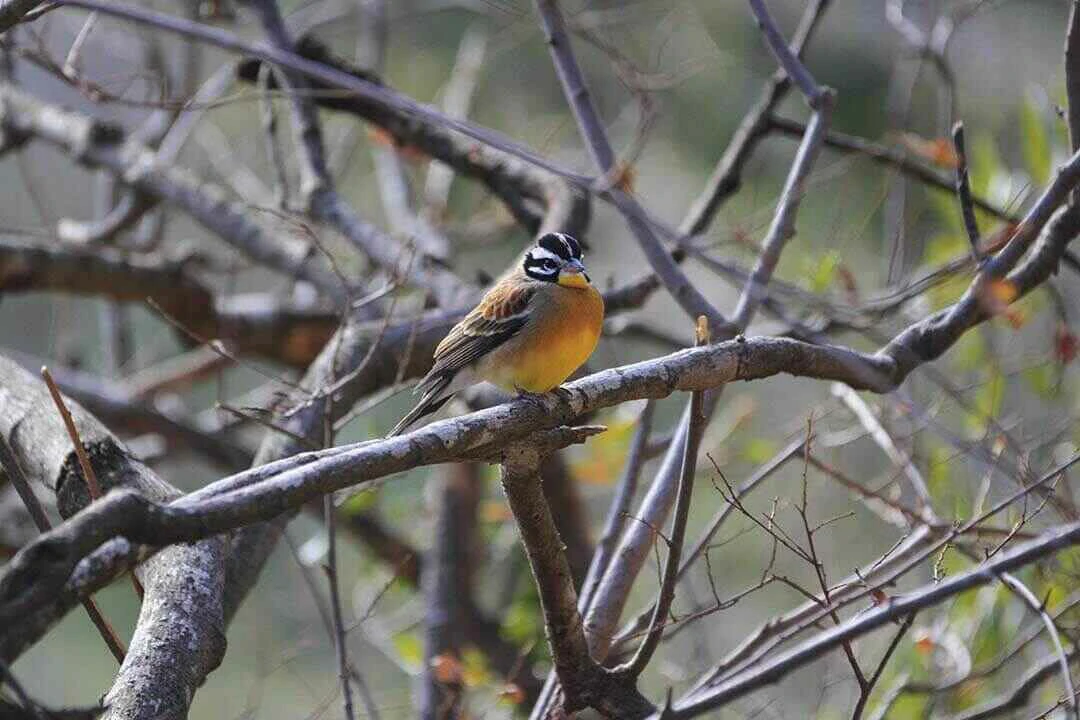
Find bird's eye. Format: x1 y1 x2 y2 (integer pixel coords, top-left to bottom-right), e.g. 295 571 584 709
542 260 557 270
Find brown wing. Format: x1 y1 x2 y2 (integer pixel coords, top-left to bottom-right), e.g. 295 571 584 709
415 278 536 395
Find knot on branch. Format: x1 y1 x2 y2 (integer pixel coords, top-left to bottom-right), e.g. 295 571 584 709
474 425 606 465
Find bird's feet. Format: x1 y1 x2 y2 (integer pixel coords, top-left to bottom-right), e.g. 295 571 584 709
514 385 574 410
550 385 574 403
514 386 550 410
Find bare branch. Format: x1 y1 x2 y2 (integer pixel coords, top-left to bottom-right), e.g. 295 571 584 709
532 0 727 332
731 94 834 328
665 512 1080 719
0 85 349 303
616 320 709 678
850 614 914 720
680 0 831 236
577 401 656 612
499 440 653 718
236 37 589 238
951 122 983 262
747 0 826 107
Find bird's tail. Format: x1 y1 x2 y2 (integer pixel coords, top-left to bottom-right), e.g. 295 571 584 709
387 377 454 437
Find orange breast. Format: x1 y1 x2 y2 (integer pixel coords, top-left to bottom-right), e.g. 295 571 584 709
481 284 604 393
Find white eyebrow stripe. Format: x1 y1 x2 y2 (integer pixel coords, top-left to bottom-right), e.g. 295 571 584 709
555 233 575 259
528 247 562 263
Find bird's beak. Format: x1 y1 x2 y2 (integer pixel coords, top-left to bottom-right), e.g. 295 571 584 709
567 259 590 278
559 259 591 287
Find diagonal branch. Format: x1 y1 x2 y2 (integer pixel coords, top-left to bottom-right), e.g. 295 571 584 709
747 0 826 107
665 514 1080 719
680 0 831 236
236 36 588 238
532 0 727 333
614 322 708 678
499 437 653 718
0 84 348 303
730 94 834 328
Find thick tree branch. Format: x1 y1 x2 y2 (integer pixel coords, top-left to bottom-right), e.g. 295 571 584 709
499 439 653 718
236 36 589 238
0 356 227 720
0 85 349 303
246 0 469 307
0 237 340 366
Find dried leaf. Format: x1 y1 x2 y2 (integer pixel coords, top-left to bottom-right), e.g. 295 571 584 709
978 278 1024 327
496 684 527 705
481 500 513 523
611 162 637 193
1056 323 1078 364
900 133 959 169
431 653 464 684
366 127 428 162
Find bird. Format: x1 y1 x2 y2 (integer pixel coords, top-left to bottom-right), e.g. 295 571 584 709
389 232 604 436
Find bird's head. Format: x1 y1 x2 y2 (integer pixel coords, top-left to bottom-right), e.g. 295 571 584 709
522 232 591 289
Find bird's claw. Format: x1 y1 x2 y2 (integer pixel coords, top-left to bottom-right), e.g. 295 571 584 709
514 387 549 409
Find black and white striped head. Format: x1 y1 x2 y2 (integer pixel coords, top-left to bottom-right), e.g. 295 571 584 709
523 233 590 288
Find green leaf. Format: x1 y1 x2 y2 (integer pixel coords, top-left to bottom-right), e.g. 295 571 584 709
340 487 379 514
393 630 423 668
969 132 1002 199
1023 364 1056 399
926 188 964 235
742 437 778 465
1020 88 1051 185
803 250 842 294
966 371 1004 438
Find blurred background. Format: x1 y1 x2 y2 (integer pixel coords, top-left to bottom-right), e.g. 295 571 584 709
5 0 1080 718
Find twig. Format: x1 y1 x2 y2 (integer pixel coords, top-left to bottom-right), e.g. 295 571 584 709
952 122 983 262
850 614 914 720
605 437 805 656
767 115 1026 226
257 63 290 209
52 0 599 213
664 513 1080 719
746 0 826 107
577 401 656 612
0 432 127 663
616 319 709 678
994 573 1078 720
323 496 357 720
946 648 1080 720
41 366 146 601
246 0 467 305
41 367 103 500
61 9 96 79
796 416 867 692
680 0 831 236
674 448 1080 715
0 85 349 302
532 0 727 332
731 93 835 328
